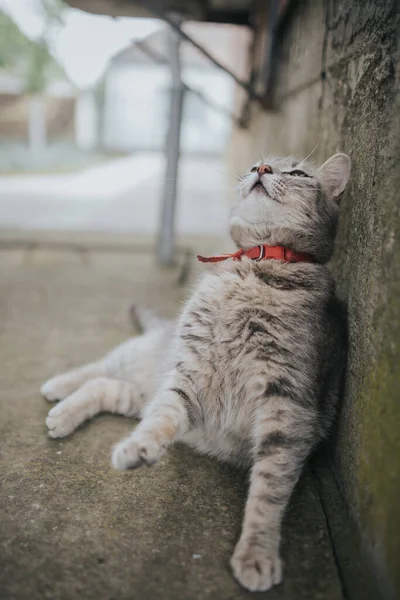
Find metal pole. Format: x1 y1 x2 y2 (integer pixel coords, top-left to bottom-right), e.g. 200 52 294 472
157 20 184 265
135 38 240 126
140 1 262 103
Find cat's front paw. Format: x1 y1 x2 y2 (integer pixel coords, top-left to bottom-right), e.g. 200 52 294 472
41 375 73 402
112 434 166 470
45 403 79 438
230 542 282 592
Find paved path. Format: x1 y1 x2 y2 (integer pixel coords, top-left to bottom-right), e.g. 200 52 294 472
0 232 344 600
0 153 230 236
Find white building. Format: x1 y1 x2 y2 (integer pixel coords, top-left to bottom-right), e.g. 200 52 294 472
100 24 237 155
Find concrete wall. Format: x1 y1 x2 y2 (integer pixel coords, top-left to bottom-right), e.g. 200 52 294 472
228 1 399 597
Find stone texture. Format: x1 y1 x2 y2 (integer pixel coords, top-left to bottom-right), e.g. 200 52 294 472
0 234 343 600
229 1 400 597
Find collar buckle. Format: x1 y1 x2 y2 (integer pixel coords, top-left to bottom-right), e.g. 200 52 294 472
255 245 265 261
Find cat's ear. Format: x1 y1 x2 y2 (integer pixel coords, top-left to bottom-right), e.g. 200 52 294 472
319 153 351 203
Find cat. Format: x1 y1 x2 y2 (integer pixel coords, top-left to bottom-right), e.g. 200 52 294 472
41 152 350 592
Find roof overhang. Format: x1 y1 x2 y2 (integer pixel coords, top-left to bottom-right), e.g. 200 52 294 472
64 0 254 25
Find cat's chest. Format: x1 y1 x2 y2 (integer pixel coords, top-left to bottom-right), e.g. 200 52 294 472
192 270 312 324
183 270 317 362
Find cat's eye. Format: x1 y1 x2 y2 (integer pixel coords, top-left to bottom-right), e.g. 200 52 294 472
250 166 257 172
288 169 309 177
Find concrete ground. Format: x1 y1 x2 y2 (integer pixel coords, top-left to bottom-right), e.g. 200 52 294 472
0 231 344 600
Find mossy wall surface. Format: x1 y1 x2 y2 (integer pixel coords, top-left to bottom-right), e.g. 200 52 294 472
228 1 400 597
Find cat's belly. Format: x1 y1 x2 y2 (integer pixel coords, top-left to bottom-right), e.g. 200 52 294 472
177 377 256 467
173 268 317 466
180 426 253 468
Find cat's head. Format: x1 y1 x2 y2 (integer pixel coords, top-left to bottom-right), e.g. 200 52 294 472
230 153 350 263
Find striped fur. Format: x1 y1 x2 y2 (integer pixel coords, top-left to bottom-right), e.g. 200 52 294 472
41 153 350 591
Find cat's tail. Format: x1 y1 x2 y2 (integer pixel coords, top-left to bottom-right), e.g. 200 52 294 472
129 304 167 333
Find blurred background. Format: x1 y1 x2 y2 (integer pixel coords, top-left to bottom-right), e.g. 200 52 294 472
0 0 250 245
0 2 398 600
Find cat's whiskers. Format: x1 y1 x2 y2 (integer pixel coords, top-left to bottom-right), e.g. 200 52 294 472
297 141 320 168
280 190 302 204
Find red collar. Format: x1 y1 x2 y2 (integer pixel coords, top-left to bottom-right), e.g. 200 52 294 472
197 244 315 264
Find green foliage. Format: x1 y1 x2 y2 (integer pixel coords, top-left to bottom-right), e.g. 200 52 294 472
0 11 31 69
25 43 53 94
42 0 65 23
0 3 66 94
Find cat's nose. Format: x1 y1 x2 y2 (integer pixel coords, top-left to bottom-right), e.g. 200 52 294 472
257 164 273 175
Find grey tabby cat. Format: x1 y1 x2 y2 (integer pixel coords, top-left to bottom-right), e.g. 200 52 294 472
41 152 350 592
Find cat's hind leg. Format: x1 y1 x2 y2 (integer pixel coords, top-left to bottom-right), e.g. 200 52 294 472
45 377 146 438
129 304 169 333
41 361 107 402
